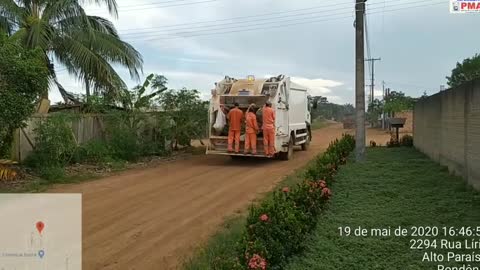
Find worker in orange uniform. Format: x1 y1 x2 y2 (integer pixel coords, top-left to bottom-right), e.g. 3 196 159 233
244 105 259 155
262 101 276 157
227 102 244 153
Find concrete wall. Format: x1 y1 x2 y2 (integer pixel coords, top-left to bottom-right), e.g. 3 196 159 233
414 79 480 189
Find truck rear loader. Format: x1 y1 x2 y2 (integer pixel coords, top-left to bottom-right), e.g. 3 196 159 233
206 75 312 160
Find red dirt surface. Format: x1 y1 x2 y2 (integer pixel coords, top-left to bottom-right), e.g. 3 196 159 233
50 124 390 269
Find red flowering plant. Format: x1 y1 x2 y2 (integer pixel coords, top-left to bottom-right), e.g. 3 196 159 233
248 254 267 270
237 134 355 270
242 191 309 268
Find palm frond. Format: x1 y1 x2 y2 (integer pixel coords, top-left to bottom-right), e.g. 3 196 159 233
138 73 155 96
42 0 87 25
0 159 18 182
0 15 13 34
53 34 127 96
80 0 118 18
70 28 142 80
25 17 53 49
0 0 23 16
0 0 22 34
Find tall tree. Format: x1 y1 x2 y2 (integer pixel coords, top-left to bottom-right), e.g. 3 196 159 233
157 88 208 149
383 91 415 115
0 0 143 100
0 34 49 156
446 54 480 88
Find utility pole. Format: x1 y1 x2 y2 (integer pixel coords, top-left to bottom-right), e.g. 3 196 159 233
355 0 366 161
365 57 381 104
382 80 385 129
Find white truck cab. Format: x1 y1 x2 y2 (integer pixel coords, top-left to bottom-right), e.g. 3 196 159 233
206 75 312 160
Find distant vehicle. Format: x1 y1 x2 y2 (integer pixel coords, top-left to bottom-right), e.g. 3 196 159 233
206 75 312 160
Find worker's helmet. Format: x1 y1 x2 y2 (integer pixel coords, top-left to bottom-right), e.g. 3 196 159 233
265 101 272 106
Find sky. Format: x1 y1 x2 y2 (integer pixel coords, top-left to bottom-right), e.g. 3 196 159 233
50 0 480 104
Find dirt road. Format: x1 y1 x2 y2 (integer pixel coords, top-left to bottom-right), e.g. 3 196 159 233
51 124 390 270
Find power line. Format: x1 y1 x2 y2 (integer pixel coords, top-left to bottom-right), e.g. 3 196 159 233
119 0 354 33
384 81 430 88
122 1 445 42
114 0 213 8
86 0 219 13
121 7 355 37
118 0 422 34
124 14 352 42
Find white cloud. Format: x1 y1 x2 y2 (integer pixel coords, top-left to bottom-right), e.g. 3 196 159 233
374 89 384 98
291 77 344 97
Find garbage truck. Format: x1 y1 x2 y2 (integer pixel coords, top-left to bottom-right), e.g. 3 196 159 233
206 75 312 160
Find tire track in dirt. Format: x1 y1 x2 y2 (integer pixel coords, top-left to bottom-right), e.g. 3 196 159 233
50 124 390 270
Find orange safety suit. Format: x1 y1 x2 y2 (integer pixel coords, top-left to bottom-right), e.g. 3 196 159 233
227 107 244 152
244 111 259 154
262 106 276 156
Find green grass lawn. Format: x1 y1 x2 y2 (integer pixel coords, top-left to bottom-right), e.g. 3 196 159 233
285 147 480 270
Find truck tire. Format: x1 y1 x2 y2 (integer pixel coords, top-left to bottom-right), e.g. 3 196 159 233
301 128 311 151
279 136 294 161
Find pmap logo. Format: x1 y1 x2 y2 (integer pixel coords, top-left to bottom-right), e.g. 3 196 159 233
450 0 480 13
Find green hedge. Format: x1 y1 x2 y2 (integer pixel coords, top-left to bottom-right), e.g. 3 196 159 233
209 134 355 270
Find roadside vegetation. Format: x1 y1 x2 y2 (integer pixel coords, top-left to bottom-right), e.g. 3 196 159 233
184 134 355 269
0 72 208 191
310 117 328 130
285 147 480 270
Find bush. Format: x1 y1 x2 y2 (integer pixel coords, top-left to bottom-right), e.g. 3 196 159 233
236 134 355 269
400 134 413 147
103 113 141 161
74 140 112 164
25 115 77 179
38 166 65 182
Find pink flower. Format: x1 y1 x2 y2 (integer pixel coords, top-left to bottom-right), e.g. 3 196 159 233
319 181 327 189
321 187 332 198
259 214 269 222
282 187 290 193
248 254 267 270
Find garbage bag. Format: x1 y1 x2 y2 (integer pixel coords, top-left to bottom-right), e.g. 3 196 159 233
213 109 226 133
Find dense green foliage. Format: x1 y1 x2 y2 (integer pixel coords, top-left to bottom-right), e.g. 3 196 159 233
0 0 142 97
310 102 354 122
446 53 480 88
286 147 480 270
24 114 77 180
0 35 49 156
157 88 208 149
384 91 416 114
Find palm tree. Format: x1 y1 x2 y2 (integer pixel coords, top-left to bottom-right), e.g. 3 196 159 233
0 0 143 101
